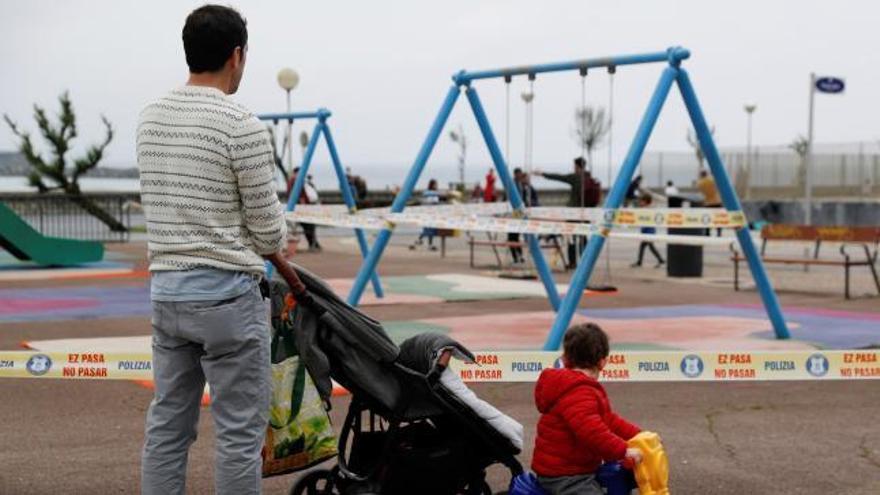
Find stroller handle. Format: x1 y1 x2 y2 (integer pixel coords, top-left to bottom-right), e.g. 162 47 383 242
265 253 308 295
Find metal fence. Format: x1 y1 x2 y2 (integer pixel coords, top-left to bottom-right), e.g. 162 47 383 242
0 193 135 242
634 147 880 200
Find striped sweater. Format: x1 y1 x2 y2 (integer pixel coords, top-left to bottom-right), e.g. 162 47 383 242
137 85 287 274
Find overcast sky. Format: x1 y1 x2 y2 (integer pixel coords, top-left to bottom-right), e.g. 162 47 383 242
1 0 876 185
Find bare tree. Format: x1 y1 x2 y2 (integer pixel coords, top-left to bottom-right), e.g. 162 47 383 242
3 92 126 231
449 124 467 190
685 126 715 171
789 135 809 189
572 105 610 168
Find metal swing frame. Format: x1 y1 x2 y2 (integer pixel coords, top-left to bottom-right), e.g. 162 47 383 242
346 47 790 347
259 110 383 298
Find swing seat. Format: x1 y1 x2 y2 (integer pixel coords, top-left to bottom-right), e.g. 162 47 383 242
627 431 670 495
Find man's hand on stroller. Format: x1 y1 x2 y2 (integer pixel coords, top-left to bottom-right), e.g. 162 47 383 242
265 252 305 292
264 252 325 315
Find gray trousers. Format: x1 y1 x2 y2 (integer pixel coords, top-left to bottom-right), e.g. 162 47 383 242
141 285 271 495
537 473 603 495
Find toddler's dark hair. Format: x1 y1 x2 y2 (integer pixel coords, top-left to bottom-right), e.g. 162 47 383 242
563 323 609 369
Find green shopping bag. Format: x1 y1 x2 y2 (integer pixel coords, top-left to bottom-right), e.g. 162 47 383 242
262 291 337 477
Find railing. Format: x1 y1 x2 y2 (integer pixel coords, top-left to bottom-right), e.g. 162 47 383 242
0 192 136 242
628 150 880 200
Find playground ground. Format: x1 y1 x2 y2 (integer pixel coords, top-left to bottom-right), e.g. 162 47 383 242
1 232 879 494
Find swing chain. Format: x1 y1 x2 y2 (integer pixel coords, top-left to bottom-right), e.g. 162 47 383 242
504 75 512 165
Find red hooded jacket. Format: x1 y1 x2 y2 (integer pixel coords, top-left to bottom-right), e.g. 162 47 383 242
531 368 640 477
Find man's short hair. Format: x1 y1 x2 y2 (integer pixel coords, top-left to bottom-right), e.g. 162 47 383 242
563 323 609 369
183 5 248 73
513 167 523 175
574 157 586 168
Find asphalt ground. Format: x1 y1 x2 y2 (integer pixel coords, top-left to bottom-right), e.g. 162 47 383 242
1 236 879 494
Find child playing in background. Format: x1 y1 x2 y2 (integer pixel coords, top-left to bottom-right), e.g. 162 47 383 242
532 323 643 495
630 194 664 268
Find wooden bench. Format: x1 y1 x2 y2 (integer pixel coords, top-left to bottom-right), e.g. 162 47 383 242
467 233 566 269
435 228 456 258
732 225 880 299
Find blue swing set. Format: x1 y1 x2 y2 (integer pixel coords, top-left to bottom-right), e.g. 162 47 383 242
345 46 791 348
258 109 384 298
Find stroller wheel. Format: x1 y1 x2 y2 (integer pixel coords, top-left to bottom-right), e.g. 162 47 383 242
290 469 339 495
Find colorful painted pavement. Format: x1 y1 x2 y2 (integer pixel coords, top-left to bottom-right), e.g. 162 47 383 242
0 251 140 282
0 274 572 322
22 303 880 356
413 304 880 351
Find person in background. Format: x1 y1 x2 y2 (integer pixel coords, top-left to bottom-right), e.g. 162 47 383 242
344 166 368 207
630 195 664 268
536 157 593 208
507 168 539 264
520 171 540 207
535 157 599 269
287 167 321 252
625 175 643 206
483 168 497 203
471 182 484 203
410 178 441 251
696 169 722 236
663 180 679 197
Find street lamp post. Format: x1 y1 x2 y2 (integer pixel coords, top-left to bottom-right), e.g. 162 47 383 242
805 73 816 225
276 68 300 172
743 103 757 199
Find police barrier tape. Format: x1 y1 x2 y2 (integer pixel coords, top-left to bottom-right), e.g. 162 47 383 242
290 204 746 230
0 351 153 380
2 350 878 382
288 211 741 247
287 210 745 235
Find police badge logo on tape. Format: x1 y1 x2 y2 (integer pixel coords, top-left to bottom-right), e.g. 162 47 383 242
26 354 52 376
680 354 704 378
603 210 615 223
654 212 665 225
805 353 829 377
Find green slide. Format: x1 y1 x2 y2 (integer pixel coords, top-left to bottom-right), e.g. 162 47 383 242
0 201 104 266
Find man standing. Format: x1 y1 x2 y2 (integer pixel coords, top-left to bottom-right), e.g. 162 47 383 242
536 157 597 208
536 157 599 268
138 6 299 494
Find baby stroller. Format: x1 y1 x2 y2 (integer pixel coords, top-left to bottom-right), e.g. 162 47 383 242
272 264 523 495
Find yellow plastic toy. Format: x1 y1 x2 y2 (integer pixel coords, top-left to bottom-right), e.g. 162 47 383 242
627 431 669 495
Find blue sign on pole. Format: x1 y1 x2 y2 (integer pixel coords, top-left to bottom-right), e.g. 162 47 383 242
815 77 845 94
